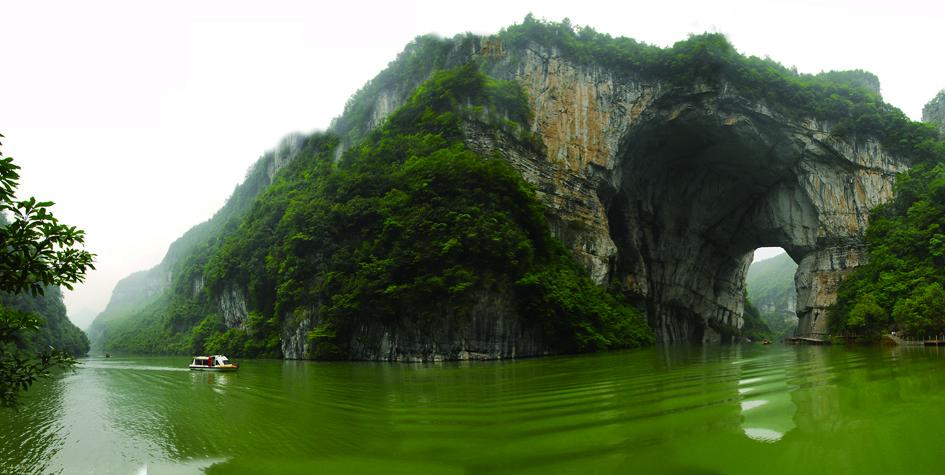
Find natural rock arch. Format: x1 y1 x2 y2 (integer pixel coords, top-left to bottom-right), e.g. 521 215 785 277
602 94 899 342
481 47 909 343
347 41 909 346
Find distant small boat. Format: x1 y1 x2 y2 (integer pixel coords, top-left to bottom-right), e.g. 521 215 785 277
189 355 238 372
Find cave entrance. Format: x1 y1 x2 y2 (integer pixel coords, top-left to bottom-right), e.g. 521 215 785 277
603 99 824 344
747 248 799 340
591 86 900 344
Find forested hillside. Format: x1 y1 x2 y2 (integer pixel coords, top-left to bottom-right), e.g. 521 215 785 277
89 17 945 356
746 253 798 340
0 212 88 358
829 89 945 339
1 288 88 357
87 134 306 351
830 162 945 338
93 64 653 358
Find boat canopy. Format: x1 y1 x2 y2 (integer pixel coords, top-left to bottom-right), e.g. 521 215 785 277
191 355 231 365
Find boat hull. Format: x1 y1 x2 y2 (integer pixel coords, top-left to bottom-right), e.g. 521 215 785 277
189 365 238 372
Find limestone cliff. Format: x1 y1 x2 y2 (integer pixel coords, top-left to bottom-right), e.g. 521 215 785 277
923 89 945 133
280 290 546 361
353 40 907 343
92 22 920 356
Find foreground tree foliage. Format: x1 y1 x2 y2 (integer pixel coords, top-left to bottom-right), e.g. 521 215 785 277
0 134 95 407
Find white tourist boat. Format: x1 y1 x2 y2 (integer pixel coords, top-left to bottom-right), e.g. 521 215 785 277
189 355 238 371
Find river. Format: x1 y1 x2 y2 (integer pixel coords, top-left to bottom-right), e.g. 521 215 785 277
3 344 945 474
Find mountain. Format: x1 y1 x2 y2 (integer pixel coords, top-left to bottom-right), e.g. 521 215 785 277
90 17 936 359
829 91 945 338
747 253 798 339
2 288 89 357
86 134 307 351
0 212 89 357
924 89 945 133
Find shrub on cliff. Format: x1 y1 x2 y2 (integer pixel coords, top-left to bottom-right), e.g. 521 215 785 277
499 16 941 162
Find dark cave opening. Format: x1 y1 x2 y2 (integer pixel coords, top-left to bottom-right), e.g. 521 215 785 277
601 100 820 343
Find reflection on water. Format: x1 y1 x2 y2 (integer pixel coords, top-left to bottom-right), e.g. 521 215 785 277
5 346 945 473
736 349 799 443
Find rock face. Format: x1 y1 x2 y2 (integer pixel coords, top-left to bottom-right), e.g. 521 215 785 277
923 89 945 133
219 285 248 329
279 290 547 361
353 40 908 344
493 45 906 341
92 32 913 356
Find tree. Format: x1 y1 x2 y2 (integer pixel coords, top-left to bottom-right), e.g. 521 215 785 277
0 133 95 407
846 294 888 339
892 283 945 338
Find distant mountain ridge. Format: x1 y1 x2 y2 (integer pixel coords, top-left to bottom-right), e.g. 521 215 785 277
747 252 798 339
2 287 89 357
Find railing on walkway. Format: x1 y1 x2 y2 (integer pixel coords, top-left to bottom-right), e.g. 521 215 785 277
883 333 945 346
782 332 945 346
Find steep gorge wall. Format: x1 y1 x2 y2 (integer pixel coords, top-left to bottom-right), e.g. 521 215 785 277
495 45 906 341
89 134 307 346
94 31 913 356
347 39 907 343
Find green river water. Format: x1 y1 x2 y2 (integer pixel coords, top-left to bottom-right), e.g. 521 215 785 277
3 344 945 474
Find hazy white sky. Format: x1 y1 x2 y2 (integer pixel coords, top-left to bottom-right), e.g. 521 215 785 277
1 0 943 328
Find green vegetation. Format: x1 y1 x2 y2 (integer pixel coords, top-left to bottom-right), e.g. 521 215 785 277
1 288 89 357
923 89 945 133
492 18 945 343
94 17 945 354
746 253 798 339
0 134 95 407
330 35 465 144
88 135 308 355
96 65 652 357
740 298 772 342
831 163 945 339
498 16 940 161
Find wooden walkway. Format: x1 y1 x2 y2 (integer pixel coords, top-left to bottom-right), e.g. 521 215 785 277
780 333 945 346
882 334 945 346
784 335 831 345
